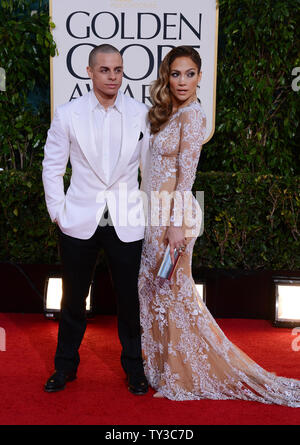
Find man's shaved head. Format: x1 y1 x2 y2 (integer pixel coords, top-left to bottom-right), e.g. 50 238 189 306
88 44 122 68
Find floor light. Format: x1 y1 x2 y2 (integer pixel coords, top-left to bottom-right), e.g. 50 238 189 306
273 276 300 327
44 275 93 319
195 280 206 305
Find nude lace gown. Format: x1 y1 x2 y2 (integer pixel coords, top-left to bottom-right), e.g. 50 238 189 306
138 101 300 406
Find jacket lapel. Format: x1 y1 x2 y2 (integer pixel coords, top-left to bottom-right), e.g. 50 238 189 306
107 94 140 187
71 92 141 188
71 93 108 185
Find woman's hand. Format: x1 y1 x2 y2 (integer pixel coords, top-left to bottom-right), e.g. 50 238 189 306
165 226 186 264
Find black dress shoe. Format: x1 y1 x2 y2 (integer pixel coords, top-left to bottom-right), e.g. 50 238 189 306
44 370 77 393
127 373 148 395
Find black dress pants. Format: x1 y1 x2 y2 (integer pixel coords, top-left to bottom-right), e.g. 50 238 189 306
54 221 144 377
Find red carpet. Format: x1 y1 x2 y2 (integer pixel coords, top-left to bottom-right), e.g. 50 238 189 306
0 313 299 425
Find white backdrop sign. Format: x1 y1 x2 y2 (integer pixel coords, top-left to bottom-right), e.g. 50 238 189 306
50 0 219 142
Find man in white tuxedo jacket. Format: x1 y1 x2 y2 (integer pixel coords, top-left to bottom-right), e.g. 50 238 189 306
42 44 149 395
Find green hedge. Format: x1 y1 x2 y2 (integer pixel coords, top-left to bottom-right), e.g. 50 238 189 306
0 0 299 268
0 167 58 264
0 0 56 170
1 168 299 269
201 0 300 175
0 0 299 174
193 171 300 269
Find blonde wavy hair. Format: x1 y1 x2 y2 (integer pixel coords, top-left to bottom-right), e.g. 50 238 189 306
148 46 202 134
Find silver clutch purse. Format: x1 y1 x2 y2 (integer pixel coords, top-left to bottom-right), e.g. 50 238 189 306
157 245 180 281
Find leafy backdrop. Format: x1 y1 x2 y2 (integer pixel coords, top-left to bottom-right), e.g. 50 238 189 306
0 0 299 268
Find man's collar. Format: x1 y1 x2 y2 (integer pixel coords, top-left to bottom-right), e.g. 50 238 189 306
90 89 122 113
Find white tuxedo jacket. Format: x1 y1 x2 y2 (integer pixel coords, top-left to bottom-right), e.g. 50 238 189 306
42 91 150 241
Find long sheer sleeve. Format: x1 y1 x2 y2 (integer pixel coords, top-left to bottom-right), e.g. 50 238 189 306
170 104 206 228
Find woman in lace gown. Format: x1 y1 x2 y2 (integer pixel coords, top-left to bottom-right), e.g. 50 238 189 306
138 46 300 406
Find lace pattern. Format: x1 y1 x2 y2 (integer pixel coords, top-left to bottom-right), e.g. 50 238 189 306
138 101 300 406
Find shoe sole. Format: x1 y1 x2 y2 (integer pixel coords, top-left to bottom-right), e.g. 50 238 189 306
128 386 149 395
44 376 77 393
44 385 66 393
